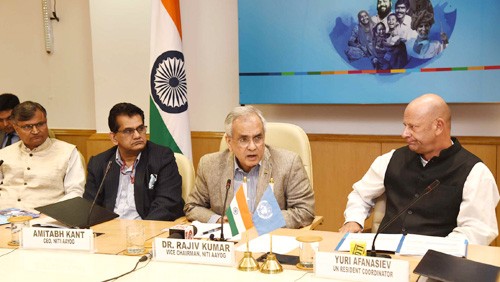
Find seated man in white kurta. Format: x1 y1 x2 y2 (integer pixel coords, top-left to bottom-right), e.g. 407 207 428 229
0 101 85 210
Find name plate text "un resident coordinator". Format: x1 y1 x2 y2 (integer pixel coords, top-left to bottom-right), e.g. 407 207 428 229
315 252 409 282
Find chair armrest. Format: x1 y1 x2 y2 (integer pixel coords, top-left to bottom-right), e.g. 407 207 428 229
300 215 324 230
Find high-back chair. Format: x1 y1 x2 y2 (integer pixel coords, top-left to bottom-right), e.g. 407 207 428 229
219 122 322 229
174 152 195 202
219 122 314 189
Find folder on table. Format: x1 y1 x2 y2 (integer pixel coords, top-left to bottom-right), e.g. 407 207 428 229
35 197 118 229
413 249 499 282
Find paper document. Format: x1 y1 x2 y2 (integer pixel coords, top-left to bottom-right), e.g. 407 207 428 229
30 216 68 229
235 234 299 254
0 208 40 225
397 234 468 257
335 232 404 252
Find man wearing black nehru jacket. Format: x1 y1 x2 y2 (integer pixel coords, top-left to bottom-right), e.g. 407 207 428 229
340 94 499 245
83 103 184 221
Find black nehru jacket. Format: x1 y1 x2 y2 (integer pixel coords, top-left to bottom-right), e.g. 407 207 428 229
380 137 481 237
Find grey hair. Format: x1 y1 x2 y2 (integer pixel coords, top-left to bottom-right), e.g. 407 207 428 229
224 105 266 137
12 101 47 122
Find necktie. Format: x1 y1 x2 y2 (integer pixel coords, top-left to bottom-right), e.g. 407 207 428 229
4 133 13 147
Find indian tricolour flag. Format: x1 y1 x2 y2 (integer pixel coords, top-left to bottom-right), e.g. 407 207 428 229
226 184 254 237
149 0 192 160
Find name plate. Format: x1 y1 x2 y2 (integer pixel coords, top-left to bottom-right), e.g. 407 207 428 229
153 238 234 266
315 252 409 282
21 227 94 252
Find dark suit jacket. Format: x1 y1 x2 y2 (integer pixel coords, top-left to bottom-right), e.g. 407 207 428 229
83 141 184 221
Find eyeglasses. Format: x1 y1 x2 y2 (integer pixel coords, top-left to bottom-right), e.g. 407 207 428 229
16 121 47 132
116 125 147 136
235 135 264 148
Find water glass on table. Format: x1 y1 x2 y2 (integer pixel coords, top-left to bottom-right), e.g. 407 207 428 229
126 224 146 255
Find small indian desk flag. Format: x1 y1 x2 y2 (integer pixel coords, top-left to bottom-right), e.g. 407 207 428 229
252 185 286 236
149 0 192 160
226 184 253 237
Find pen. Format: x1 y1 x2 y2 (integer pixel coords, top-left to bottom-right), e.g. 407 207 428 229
202 226 222 235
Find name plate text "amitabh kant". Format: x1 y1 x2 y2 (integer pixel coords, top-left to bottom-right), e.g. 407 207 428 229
315 252 409 282
153 238 235 266
21 227 94 251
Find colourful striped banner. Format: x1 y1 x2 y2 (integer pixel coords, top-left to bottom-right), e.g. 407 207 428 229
240 65 500 76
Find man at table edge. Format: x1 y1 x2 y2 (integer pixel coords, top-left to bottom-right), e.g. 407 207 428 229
340 93 499 245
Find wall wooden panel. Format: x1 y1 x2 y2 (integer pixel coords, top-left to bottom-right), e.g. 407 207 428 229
310 141 380 232
82 131 500 246
86 133 115 161
191 132 223 170
52 129 95 161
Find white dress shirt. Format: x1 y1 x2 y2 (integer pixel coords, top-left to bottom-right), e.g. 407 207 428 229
344 150 499 245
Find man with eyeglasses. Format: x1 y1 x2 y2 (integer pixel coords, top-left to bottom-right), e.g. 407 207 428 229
83 103 184 221
185 106 315 228
0 93 20 148
0 101 85 210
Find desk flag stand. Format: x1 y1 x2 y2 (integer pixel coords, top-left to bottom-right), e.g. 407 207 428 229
259 234 283 274
237 234 259 271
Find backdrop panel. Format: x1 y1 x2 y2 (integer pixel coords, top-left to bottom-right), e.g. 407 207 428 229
238 0 500 104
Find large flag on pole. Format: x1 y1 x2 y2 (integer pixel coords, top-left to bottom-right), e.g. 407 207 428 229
149 0 192 160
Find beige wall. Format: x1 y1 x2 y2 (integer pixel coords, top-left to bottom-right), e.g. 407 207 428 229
0 0 95 129
89 0 152 132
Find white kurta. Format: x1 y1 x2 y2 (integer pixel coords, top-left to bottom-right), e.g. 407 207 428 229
0 138 85 210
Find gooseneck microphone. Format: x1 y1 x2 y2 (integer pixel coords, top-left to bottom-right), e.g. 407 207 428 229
86 160 113 228
211 179 231 241
368 179 441 258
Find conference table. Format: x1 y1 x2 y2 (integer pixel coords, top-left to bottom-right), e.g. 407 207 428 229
0 219 499 281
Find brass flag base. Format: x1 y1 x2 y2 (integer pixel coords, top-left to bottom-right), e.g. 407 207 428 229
259 253 283 274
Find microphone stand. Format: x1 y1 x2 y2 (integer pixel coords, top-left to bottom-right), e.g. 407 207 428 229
86 160 113 228
211 179 231 241
367 179 440 258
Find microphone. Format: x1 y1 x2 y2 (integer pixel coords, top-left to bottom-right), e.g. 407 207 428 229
211 179 231 241
168 224 198 239
86 160 113 228
367 179 440 258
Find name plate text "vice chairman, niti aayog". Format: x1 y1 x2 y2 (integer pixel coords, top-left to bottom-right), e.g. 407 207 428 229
153 238 235 266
